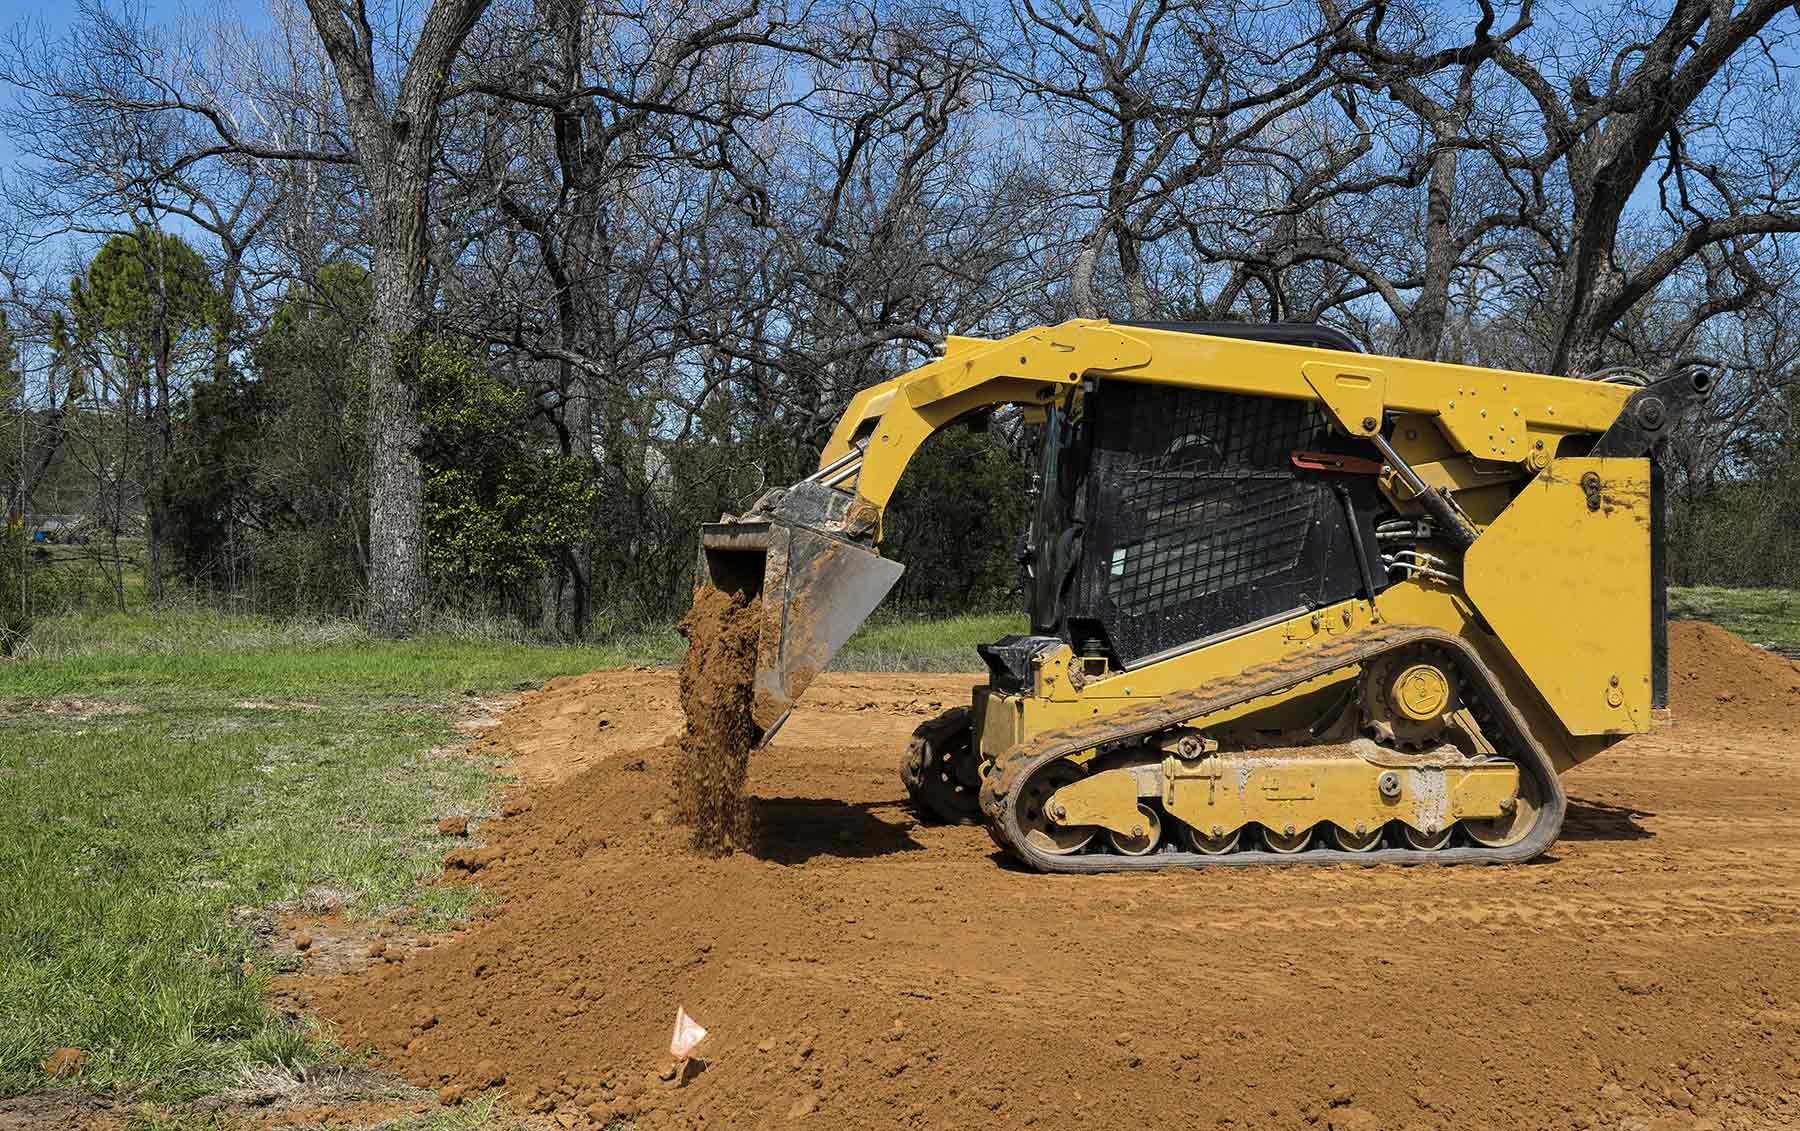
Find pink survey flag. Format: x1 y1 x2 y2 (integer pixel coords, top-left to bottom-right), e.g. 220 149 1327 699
670 1006 708 1058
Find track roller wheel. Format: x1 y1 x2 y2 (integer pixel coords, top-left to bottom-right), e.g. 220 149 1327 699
1329 822 1385 852
1018 761 1096 856
1183 823 1241 855
1261 824 1314 854
1108 805 1161 856
1463 769 1542 849
1401 824 1454 850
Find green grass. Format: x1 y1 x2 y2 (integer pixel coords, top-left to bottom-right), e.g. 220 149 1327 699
0 608 668 1099
1669 586 1800 652
834 611 1024 672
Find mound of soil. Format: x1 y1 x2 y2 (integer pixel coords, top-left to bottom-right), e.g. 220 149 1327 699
290 624 1800 1131
673 587 761 854
1668 618 1800 728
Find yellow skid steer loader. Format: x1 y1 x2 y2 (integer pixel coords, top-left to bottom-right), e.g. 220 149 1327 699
698 320 1711 871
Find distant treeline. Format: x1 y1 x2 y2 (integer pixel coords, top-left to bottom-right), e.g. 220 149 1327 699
0 0 1797 644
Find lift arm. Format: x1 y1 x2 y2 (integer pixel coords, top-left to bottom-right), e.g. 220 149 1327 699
697 319 1639 742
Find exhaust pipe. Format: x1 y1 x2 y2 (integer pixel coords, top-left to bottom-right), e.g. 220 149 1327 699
698 486 903 745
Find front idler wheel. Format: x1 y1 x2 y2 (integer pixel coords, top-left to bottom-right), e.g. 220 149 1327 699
1018 760 1096 856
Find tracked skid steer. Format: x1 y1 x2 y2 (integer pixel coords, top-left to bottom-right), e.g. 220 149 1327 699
698 320 1712 871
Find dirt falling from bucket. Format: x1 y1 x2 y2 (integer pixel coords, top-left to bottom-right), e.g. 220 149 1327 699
673 585 762 854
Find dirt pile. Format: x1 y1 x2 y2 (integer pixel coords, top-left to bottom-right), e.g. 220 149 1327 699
289 625 1800 1131
1668 618 1800 728
673 586 762 854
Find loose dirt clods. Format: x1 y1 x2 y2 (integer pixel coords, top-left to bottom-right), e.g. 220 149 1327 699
672 586 761 855
40 1048 86 1078
292 623 1800 1130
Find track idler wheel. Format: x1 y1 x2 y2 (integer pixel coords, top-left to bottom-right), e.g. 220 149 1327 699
1401 824 1454 850
1108 805 1162 856
1183 823 1241 855
1262 824 1314 854
900 707 981 824
1462 767 1542 848
1017 760 1097 855
1329 823 1385 852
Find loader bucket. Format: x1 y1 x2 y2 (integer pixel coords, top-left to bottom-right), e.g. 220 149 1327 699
698 518 904 745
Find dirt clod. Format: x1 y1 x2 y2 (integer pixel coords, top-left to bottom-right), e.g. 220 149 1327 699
437 815 470 837
41 1048 85 1078
673 586 761 855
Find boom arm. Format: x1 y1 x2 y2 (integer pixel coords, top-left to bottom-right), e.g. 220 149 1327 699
700 319 1657 744
816 320 1633 527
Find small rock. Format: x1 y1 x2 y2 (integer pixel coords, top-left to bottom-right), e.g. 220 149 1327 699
1600 1082 1626 1102
658 1062 678 1082
293 934 313 952
1329 1084 1355 1107
366 939 386 958
787 1094 820 1120
758 1038 776 1053
474 1058 505 1088
42 1048 86 1077
1613 970 1660 996
437 815 470 837
1327 1109 1380 1131
439 1084 465 1106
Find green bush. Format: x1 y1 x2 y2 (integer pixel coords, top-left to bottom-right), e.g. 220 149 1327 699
419 339 597 612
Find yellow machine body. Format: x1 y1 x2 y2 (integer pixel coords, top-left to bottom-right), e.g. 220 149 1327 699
700 320 1707 869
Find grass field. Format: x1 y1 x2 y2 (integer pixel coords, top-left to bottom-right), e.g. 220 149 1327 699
0 610 653 1106
0 590 1791 1121
1669 586 1800 653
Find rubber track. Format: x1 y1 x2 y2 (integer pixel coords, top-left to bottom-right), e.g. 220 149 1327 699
900 706 978 823
977 626 1566 872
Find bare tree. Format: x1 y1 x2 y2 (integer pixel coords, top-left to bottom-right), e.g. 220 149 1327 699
282 0 490 636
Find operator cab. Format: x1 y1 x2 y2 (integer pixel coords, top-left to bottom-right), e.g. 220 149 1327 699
985 322 1385 690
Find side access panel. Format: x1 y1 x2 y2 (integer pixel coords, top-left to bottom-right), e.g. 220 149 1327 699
1463 456 1651 736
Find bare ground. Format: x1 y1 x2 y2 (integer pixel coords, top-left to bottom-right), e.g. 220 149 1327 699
278 623 1800 1131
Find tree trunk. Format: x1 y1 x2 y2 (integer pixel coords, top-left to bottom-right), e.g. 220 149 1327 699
1071 235 1104 319
300 0 492 637
144 330 172 604
364 230 429 637
1398 148 1459 361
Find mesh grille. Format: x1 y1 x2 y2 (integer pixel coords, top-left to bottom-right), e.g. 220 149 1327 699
1104 389 1330 618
